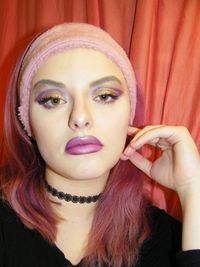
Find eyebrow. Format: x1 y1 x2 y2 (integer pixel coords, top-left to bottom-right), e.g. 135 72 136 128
33 75 122 91
90 75 122 87
33 79 66 90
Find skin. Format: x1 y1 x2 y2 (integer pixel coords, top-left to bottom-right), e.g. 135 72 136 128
121 125 200 250
30 48 131 193
29 48 131 264
29 48 200 263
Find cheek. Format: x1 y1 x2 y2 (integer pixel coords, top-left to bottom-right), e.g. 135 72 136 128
97 105 130 149
108 118 129 149
31 118 57 156
29 107 66 157
30 103 67 137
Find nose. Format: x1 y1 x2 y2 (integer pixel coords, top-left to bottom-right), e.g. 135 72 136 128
68 97 93 130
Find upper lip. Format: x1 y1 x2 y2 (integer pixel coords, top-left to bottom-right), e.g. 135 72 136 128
65 136 103 149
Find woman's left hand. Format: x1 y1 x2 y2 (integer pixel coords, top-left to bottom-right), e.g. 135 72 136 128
121 125 200 250
121 125 200 195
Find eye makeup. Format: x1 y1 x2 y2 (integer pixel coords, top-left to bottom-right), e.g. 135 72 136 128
93 87 123 97
92 87 123 104
34 88 68 109
32 76 125 108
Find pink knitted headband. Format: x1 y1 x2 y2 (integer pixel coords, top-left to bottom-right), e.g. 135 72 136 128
18 23 136 136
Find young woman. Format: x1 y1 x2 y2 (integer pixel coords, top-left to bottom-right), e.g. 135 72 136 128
1 23 200 267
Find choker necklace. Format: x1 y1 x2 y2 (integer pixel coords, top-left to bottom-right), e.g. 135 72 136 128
45 181 101 204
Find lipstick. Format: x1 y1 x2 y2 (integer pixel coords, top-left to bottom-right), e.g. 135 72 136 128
65 136 103 155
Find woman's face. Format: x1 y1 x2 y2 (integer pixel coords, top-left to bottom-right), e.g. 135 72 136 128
29 48 132 181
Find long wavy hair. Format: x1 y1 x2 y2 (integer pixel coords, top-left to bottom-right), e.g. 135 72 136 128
0 44 150 267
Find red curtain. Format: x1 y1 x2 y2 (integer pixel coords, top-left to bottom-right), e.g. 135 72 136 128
1 0 200 220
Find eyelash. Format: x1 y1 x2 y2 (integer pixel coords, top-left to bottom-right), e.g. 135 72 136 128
94 92 119 104
37 96 66 109
37 91 120 109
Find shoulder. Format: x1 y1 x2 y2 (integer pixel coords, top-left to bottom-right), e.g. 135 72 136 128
0 199 22 227
0 198 40 251
145 206 200 267
147 205 181 232
0 198 17 217
0 199 24 246
146 205 182 248
0 199 70 266
0 199 23 264
137 205 182 266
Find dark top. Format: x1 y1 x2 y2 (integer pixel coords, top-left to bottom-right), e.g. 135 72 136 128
0 200 200 267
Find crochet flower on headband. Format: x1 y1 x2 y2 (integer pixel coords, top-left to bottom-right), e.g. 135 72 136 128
18 23 137 136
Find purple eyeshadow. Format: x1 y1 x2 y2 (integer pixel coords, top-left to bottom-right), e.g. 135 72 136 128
93 87 123 96
35 91 47 102
34 88 65 102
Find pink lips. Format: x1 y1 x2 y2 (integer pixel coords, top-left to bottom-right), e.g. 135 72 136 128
65 136 103 155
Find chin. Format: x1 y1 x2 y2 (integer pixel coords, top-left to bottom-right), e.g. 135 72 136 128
66 168 110 181
46 153 120 181
72 158 120 181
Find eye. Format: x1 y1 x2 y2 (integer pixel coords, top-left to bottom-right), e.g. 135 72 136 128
37 96 66 109
94 91 120 104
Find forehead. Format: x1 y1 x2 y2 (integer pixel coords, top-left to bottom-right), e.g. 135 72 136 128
31 48 127 88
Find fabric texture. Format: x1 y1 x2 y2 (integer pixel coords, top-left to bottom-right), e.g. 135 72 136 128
18 23 136 136
1 200 200 267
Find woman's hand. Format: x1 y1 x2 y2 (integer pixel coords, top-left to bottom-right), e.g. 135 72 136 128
121 125 200 250
121 125 200 195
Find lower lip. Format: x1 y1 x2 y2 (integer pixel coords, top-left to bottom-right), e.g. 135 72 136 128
66 144 103 155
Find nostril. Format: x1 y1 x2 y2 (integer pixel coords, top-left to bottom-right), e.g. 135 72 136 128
73 121 90 129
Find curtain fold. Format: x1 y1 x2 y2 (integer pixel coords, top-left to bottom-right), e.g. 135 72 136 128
1 0 200 220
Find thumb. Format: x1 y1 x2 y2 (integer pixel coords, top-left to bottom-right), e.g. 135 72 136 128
128 151 152 177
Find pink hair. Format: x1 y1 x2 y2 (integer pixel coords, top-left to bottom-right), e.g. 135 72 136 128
0 47 150 267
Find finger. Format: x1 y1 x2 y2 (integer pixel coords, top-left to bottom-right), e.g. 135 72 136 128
131 125 163 142
125 125 163 151
126 151 152 177
122 145 135 157
123 126 162 155
129 125 177 150
123 136 160 156
124 125 178 155
127 126 140 136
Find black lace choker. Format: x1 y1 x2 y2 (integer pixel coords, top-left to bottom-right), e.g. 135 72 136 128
45 181 101 204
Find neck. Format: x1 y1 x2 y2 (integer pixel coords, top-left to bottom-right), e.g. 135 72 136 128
45 167 109 221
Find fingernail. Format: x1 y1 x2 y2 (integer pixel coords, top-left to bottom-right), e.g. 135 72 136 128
124 147 133 156
120 154 128 160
